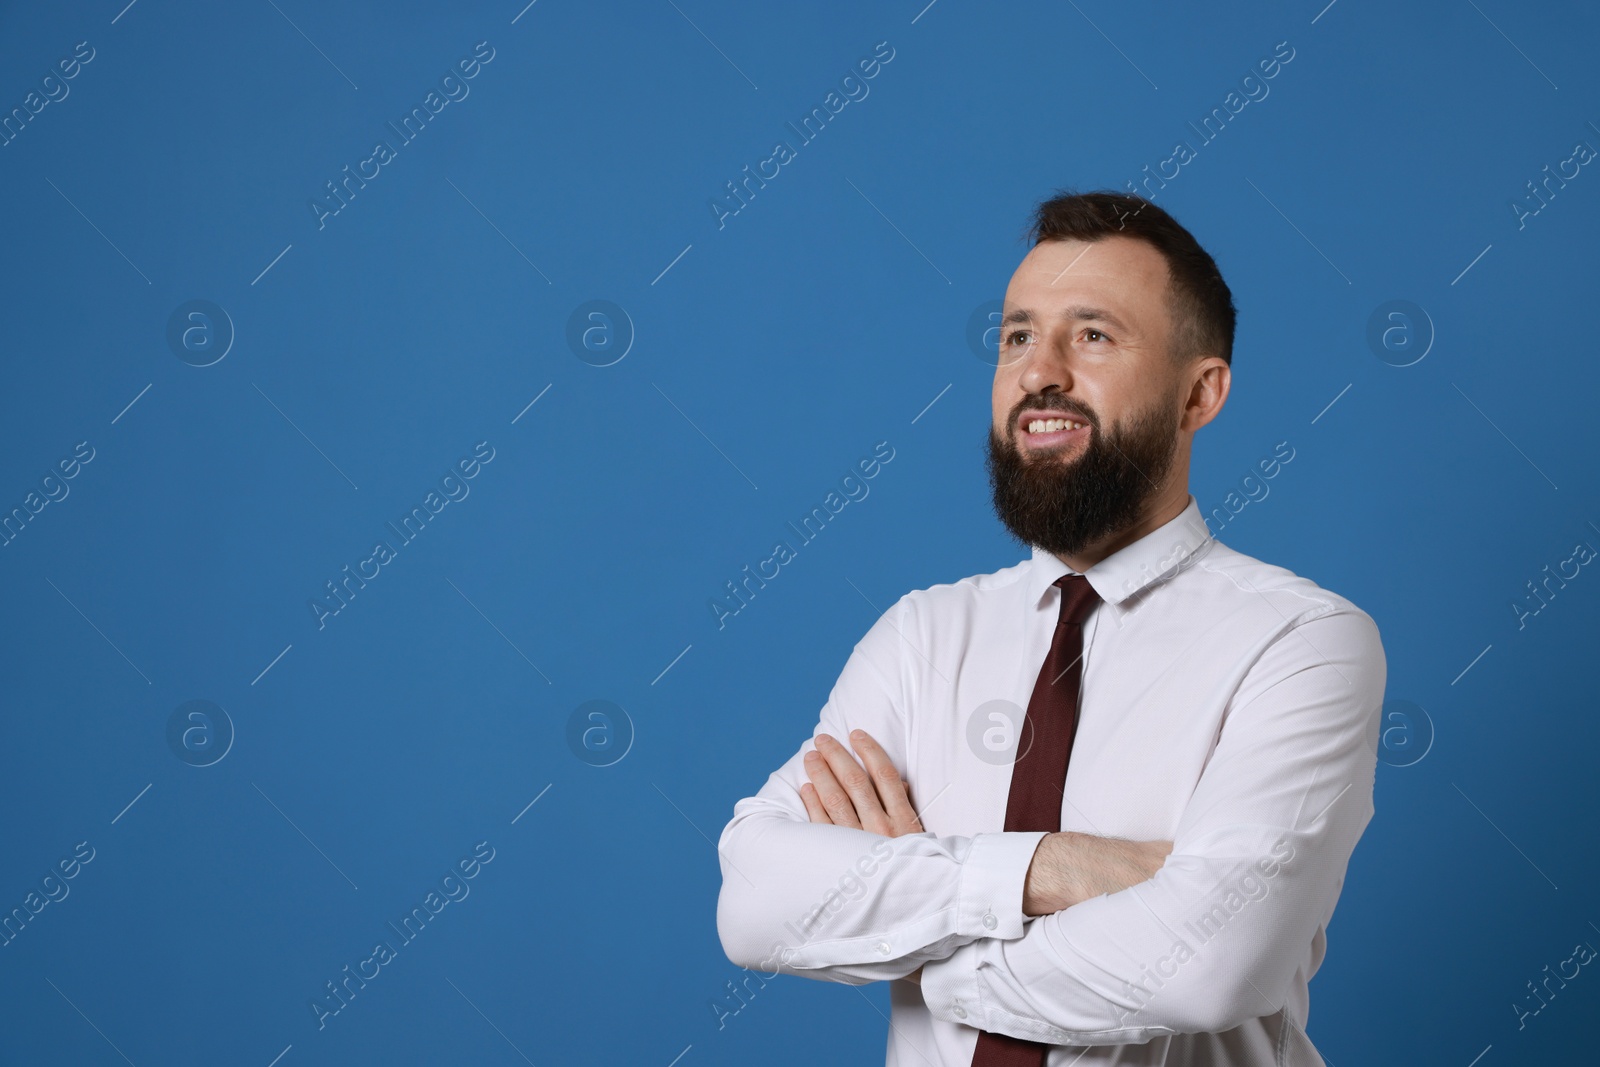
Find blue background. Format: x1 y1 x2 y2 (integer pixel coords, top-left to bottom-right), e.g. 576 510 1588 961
2 0 1596 1063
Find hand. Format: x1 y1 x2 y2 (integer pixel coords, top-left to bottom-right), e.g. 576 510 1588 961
799 730 925 838
1022 832 1173 915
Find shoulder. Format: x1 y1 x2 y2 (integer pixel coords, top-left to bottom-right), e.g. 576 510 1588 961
885 554 1033 623
844 555 1033 666
1191 539 1376 628
1186 539 1386 678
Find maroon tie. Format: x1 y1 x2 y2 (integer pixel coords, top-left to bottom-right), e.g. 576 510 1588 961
969 573 1101 1067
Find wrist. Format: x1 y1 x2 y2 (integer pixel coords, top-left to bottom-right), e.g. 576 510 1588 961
1021 832 1075 915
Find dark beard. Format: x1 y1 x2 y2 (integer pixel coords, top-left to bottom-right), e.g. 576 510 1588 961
986 397 1179 557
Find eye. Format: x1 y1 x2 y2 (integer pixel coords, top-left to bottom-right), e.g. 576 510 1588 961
1004 330 1034 346
1084 328 1110 343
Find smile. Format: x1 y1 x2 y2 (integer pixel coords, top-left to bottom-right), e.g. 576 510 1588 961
1019 413 1091 449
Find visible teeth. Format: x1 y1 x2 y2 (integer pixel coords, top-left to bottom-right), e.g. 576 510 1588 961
1027 418 1083 433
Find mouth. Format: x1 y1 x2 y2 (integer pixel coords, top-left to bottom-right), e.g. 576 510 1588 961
1016 411 1091 451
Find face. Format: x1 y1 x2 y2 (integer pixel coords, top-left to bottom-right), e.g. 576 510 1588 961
986 236 1187 556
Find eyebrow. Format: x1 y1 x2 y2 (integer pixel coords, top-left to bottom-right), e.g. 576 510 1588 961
999 304 1131 332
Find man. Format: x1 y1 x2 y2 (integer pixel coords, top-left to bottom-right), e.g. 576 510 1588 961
715 189 1385 1065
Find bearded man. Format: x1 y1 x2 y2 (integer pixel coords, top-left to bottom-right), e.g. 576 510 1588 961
716 189 1385 1067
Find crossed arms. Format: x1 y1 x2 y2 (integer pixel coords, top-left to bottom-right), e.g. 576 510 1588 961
715 594 1386 1044
799 728 1175 987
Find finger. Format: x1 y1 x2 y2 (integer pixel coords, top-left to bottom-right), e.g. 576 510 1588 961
804 746 862 830
815 733 890 835
799 781 831 824
848 730 924 835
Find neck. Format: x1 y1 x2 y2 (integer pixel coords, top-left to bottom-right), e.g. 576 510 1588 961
1052 485 1191 573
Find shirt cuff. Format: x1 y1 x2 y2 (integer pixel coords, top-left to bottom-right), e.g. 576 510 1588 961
954 830 1048 941
919 936 981 1025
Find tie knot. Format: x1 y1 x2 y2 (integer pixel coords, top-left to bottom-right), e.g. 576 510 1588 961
1052 573 1101 627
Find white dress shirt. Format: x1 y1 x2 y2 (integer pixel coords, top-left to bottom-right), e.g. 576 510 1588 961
716 494 1385 1065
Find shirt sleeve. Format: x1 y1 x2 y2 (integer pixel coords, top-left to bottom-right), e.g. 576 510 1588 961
715 593 1048 985
918 602 1386 1042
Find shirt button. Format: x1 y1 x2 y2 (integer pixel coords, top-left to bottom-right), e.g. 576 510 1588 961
875 941 891 956
953 1005 968 1019
981 911 997 930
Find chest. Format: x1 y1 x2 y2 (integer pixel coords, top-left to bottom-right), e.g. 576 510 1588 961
907 601 1261 841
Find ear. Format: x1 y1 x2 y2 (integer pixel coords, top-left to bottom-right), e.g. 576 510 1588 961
1180 357 1230 433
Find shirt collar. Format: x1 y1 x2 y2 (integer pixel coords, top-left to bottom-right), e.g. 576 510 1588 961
1026 495 1215 610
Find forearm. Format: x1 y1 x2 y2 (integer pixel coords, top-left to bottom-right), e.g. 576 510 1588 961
1022 831 1173 915
921 609 1386 1040
716 804 1045 982
921 824 1355 1041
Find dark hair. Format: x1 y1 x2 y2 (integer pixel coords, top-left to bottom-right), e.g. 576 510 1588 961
1023 190 1236 367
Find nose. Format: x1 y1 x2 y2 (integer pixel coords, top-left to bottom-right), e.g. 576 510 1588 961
1014 330 1073 396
